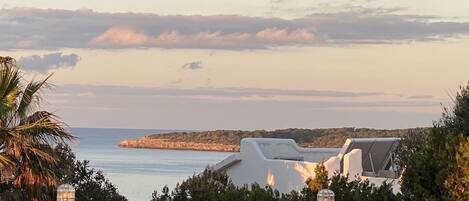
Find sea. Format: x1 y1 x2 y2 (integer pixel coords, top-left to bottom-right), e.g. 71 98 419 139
71 128 232 201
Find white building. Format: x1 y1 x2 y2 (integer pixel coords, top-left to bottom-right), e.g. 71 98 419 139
212 137 401 194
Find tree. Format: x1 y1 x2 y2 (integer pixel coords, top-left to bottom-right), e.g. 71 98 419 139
54 144 128 201
0 56 74 200
151 167 399 201
444 137 469 200
1 144 128 201
306 163 328 192
400 82 469 201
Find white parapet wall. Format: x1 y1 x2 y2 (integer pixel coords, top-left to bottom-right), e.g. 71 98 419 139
343 149 363 180
213 138 341 193
212 137 401 194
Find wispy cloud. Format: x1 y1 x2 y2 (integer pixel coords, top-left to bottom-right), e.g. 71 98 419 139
89 26 315 49
181 61 203 70
407 95 434 99
18 52 80 73
56 84 386 98
53 84 444 111
46 84 442 129
2 8 469 50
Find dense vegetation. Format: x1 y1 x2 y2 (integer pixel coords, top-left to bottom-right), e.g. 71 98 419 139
398 83 469 200
150 165 400 201
148 127 413 148
53 144 127 201
0 144 127 201
0 56 127 201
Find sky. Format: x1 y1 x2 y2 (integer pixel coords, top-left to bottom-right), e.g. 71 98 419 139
1 0 469 130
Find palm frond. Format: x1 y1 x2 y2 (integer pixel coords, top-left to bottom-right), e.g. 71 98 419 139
16 111 75 144
0 62 22 123
5 137 58 186
0 56 75 198
0 153 13 169
16 74 52 119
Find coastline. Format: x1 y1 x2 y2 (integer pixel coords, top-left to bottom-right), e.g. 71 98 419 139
118 137 239 152
117 128 414 152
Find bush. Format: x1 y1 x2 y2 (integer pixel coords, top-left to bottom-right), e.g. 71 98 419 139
399 83 469 201
150 166 399 201
0 144 127 201
55 144 128 201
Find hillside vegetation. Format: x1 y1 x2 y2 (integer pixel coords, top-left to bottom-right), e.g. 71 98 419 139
119 128 422 151
147 128 414 147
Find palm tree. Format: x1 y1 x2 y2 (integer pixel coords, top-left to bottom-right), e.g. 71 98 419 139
0 56 74 200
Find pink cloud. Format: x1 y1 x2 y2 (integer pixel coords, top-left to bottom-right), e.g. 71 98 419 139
4 8 469 50
91 26 316 49
91 26 150 45
255 27 315 43
151 31 251 48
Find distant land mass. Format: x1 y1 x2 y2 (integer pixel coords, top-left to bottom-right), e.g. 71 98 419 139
118 128 425 152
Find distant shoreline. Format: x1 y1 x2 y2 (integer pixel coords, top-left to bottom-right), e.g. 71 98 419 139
118 137 239 152
117 128 417 152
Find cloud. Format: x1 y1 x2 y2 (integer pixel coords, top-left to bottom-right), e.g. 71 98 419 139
255 27 314 43
90 27 253 49
91 26 149 46
90 26 311 49
1 8 469 50
51 85 443 112
407 95 433 99
271 0 288 3
47 84 441 129
181 61 203 70
18 52 80 73
55 84 385 98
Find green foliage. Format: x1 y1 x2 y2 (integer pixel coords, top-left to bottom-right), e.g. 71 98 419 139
306 163 328 192
151 167 399 201
394 128 427 170
329 174 400 201
0 56 74 200
0 144 127 201
444 137 469 200
0 57 126 201
55 145 128 201
398 129 440 200
440 83 469 135
309 165 400 201
399 82 469 201
148 127 411 148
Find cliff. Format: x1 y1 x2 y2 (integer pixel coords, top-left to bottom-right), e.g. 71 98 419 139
119 137 239 152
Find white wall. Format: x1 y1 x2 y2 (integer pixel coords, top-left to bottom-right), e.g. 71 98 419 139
225 138 340 193
220 138 400 194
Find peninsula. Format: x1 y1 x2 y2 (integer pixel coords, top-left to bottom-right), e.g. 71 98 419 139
118 128 418 152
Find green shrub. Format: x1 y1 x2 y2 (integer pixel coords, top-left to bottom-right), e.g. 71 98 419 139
150 166 399 201
0 144 127 201
399 83 469 201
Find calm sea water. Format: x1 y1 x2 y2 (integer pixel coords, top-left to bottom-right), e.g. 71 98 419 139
71 128 231 201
